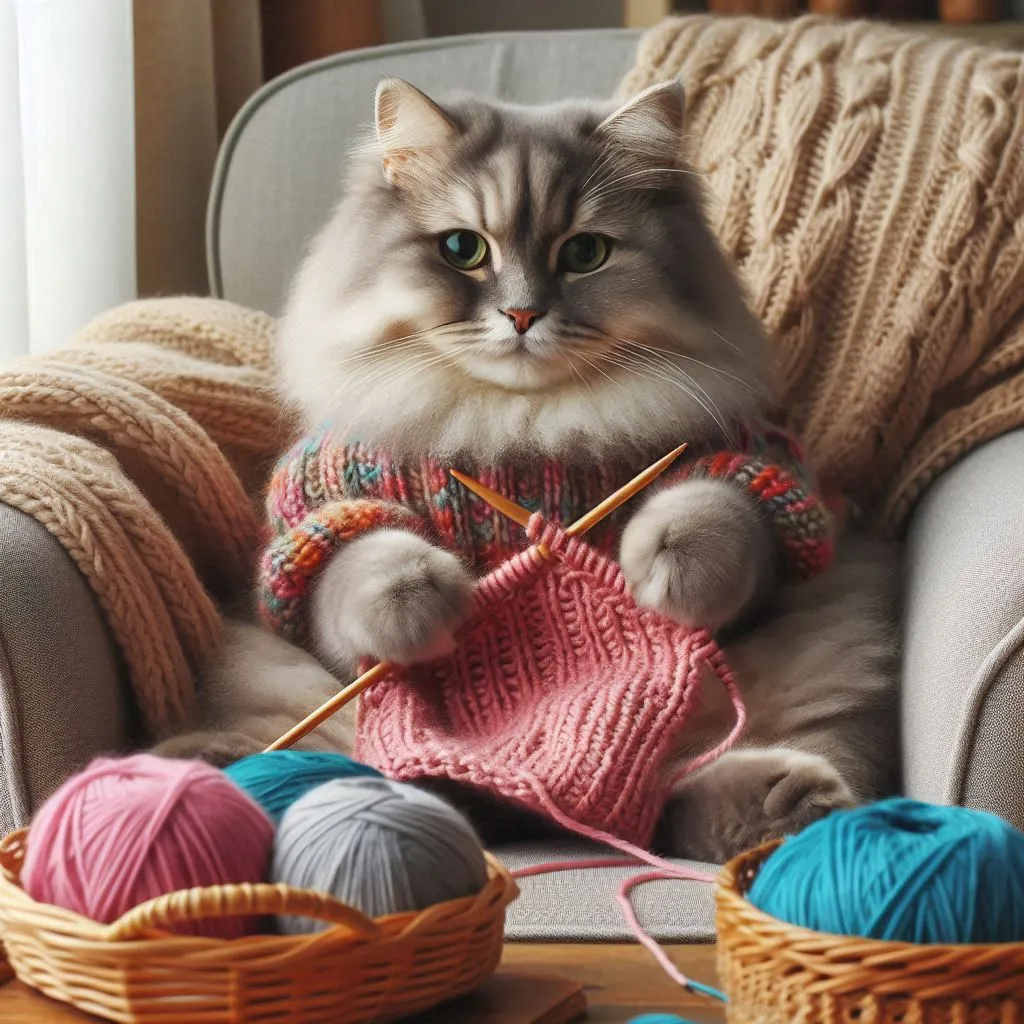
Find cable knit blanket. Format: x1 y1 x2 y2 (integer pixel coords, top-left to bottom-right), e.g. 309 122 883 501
0 298 291 735
0 17 1021 736
618 16 1024 526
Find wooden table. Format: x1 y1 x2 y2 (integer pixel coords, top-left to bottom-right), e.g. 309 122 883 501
0 944 725 1022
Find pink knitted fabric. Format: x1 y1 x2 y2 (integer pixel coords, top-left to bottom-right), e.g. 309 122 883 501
356 516 745 849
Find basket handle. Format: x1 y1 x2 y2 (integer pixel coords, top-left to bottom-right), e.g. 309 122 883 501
103 882 383 941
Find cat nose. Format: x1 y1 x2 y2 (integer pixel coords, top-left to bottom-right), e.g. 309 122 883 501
499 308 546 335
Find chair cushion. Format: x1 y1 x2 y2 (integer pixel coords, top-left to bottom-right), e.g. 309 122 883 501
495 840 717 942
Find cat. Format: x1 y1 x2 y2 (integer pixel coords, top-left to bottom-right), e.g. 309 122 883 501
156 77 900 863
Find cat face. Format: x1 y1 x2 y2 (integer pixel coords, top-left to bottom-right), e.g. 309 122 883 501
277 79 770 461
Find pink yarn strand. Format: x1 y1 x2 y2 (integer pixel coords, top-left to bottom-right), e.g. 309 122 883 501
508 652 745 1000
668 647 746 788
618 871 710 989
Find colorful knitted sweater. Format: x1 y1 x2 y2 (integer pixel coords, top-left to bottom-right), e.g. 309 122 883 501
259 423 834 643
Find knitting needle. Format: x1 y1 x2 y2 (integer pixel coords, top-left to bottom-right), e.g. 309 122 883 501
450 442 687 542
265 443 686 752
448 470 533 529
265 662 389 752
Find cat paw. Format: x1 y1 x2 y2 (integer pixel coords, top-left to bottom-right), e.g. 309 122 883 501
312 528 475 668
152 729 262 769
619 478 772 629
658 748 855 862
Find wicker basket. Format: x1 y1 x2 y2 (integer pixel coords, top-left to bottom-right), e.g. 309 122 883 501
0 828 517 1023
717 839 1024 1024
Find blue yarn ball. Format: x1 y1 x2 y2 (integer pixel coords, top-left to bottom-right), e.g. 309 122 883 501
223 750 381 824
627 1016 697 1024
748 797 1024 944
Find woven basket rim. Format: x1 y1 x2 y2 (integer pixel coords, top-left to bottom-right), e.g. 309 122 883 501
720 838 1024 952
0 827 518 947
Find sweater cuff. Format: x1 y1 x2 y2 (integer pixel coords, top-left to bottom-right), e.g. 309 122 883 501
258 499 423 643
669 435 835 582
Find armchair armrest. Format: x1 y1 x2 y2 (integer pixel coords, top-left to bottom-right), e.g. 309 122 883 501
902 430 1024 829
0 504 129 834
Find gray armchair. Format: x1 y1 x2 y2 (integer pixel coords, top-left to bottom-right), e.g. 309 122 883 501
3 29 1022 942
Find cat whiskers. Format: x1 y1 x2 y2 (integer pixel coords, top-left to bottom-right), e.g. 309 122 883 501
586 166 704 203
563 354 595 396
564 324 730 435
603 344 729 436
325 322 477 373
329 346 463 441
578 143 624 196
313 321 482 425
618 337 764 398
572 349 628 392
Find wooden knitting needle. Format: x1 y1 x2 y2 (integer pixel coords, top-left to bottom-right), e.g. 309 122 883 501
266 443 686 752
265 662 389 752
450 442 687 542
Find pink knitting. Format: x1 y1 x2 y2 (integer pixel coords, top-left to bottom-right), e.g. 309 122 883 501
356 515 745 850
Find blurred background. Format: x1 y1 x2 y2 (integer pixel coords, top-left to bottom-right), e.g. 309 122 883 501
2 0 1022 360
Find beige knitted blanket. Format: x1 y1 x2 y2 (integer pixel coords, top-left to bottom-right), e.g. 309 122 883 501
1 17 1022 735
0 298 290 735
618 15 1024 526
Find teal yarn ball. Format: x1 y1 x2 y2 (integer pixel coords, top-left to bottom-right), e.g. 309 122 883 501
272 776 489 932
748 797 1024 944
627 1016 697 1024
223 750 381 825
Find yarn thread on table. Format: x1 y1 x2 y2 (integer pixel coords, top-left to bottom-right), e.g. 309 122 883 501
748 798 1024 944
224 749 381 824
271 776 489 931
22 753 274 938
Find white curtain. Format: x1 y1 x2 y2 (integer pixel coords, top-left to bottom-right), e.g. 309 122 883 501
0 0 136 360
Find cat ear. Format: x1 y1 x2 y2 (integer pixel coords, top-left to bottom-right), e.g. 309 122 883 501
375 78 457 184
595 80 685 165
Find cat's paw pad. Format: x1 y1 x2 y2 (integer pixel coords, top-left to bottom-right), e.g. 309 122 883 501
619 479 769 629
659 748 855 862
313 529 475 667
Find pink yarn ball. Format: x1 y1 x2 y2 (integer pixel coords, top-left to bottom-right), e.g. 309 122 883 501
22 753 274 938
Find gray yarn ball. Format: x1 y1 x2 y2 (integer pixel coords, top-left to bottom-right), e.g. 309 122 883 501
272 776 489 933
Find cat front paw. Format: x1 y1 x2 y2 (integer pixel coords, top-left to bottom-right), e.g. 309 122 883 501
312 529 475 669
658 748 855 862
619 478 772 629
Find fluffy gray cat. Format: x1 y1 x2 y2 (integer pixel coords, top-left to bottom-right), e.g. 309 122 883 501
158 78 899 862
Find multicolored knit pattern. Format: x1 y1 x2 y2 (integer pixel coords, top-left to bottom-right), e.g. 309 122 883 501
357 517 747 848
664 423 835 581
259 499 424 642
258 422 834 639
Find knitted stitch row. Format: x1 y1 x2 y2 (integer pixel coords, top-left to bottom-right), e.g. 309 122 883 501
258 423 834 640
356 516 747 848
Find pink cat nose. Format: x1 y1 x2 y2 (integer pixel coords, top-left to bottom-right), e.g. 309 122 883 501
499 308 546 335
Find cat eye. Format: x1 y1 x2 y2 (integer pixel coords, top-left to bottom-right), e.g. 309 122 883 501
559 233 610 274
440 230 489 271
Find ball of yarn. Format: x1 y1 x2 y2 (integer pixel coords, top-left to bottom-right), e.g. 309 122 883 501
748 797 1024 944
627 1016 697 1024
23 753 274 938
272 776 488 932
224 750 381 824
